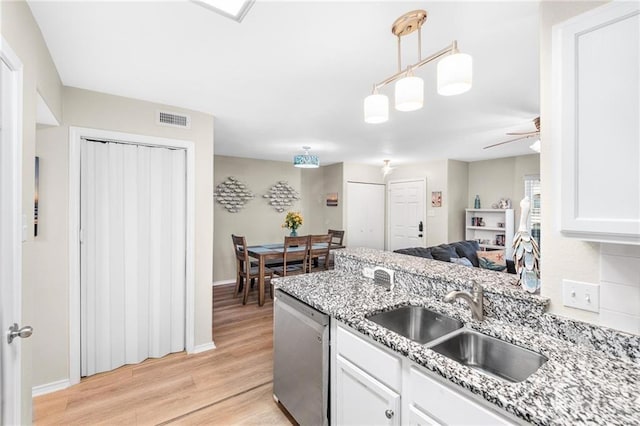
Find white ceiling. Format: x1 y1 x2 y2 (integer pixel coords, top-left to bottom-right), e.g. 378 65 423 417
28 0 540 166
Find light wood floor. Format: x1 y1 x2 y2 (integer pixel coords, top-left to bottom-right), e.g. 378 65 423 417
34 283 293 425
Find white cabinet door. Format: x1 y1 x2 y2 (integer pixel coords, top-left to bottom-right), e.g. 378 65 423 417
408 366 513 425
555 2 640 244
336 355 400 426
346 182 385 249
407 405 441 426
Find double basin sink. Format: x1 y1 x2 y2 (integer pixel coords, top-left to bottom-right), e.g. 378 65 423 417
366 306 547 383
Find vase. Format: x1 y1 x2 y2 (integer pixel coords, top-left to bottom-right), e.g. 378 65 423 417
290 229 298 237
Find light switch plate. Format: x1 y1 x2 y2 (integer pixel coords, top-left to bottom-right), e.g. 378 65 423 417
562 279 600 313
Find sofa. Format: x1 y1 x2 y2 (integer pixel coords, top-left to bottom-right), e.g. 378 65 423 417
394 240 516 274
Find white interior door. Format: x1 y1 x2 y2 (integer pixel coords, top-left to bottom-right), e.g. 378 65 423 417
80 139 186 377
0 41 27 425
346 182 385 250
388 179 426 251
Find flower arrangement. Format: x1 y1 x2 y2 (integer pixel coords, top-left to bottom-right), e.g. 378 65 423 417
282 211 303 232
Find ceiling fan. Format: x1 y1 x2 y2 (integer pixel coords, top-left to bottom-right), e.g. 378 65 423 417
483 117 540 150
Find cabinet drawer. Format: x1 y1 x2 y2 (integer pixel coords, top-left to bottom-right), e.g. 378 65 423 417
409 366 513 425
336 323 402 392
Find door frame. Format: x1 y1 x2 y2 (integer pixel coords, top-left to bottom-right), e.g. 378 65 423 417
68 126 196 385
386 178 427 251
0 36 25 425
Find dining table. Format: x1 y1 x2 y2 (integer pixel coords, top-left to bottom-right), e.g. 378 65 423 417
246 242 344 306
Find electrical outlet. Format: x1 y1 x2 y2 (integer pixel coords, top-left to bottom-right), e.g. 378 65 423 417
562 279 600 313
363 267 374 279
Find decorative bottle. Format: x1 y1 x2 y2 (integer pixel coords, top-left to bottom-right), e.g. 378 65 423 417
474 195 481 209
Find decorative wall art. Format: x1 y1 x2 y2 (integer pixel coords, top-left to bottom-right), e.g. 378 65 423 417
214 176 255 213
431 191 442 207
263 181 300 213
326 193 338 207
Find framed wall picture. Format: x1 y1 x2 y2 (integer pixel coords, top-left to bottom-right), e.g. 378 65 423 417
431 191 442 207
326 192 338 207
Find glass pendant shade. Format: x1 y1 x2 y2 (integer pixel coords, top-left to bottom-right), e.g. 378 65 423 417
395 76 424 111
364 93 389 124
293 154 320 168
437 53 473 96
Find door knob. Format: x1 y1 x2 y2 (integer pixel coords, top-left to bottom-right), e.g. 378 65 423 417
7 323 33 344
385 409 394 419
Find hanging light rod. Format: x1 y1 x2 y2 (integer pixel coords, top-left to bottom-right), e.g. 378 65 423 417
364 10 473 124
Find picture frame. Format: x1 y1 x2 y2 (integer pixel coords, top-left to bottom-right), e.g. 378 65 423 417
431 191 442 207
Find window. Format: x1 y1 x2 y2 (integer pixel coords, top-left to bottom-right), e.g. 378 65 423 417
524 175 541 248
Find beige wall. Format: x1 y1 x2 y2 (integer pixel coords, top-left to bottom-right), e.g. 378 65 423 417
2 0 64 420
322 163 344 232
468 154 540 226
540 1 606 323
32 87 214 387
213 156 304 282
447 160 469 242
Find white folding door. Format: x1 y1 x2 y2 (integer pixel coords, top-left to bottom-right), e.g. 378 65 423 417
80 139 186 377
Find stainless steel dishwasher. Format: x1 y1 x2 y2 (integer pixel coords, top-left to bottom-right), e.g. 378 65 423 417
273 289 329 426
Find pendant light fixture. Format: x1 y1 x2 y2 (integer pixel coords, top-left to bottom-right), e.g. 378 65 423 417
364 10 473 123
293 146 320 168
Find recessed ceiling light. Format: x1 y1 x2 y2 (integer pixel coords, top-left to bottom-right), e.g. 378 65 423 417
191 0 254 22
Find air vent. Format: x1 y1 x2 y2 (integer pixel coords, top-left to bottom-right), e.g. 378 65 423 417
157 111 191 129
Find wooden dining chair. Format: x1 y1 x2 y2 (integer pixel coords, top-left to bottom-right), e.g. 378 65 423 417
327 229 345 268
272 235 310 277
328 229 345 247
231 234 273 305
308 234 332 272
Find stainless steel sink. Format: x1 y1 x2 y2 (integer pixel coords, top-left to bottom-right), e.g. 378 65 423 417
366 306 464 344
430 330 547 383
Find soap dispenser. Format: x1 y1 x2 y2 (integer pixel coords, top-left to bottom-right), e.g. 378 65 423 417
474 195 481 209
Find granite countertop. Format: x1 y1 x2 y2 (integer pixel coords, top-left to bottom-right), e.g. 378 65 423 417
274 270 640 425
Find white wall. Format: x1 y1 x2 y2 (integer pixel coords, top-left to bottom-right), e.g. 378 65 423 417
33 87 214 387
599 245 640 334
1 0 63 420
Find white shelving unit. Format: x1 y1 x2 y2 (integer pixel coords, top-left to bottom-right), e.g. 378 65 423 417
465 209 514 258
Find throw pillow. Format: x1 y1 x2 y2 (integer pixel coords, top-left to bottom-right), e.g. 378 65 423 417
431 245 459 262
477 250 507 272
450 257 474 268
452 240 481 267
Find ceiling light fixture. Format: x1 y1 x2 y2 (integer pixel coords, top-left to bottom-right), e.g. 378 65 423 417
529 139 541 153
293 146 320 168
190 0 254 22
382 160 394 176
364 10 473 123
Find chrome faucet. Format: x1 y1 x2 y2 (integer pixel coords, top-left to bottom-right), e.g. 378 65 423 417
443 282 484 321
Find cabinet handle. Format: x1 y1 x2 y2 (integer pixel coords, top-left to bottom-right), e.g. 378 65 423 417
385 409 394 419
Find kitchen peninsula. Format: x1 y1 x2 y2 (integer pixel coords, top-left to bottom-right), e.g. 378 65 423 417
273 247 640 425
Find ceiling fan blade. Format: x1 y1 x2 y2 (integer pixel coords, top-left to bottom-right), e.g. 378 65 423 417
506 131 540 136
483 135 535 149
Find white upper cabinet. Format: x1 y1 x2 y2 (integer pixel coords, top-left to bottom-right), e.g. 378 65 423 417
554 1 640 244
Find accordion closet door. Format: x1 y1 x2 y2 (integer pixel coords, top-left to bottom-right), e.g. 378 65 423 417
80 139 186 377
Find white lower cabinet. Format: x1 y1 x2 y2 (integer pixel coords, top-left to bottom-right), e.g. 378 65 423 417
335 356 400 426
332 321 516 425
407 365 512 425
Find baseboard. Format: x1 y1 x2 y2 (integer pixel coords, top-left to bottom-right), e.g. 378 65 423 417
212 279 235 287
32 378 70 397
190 341 216 354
